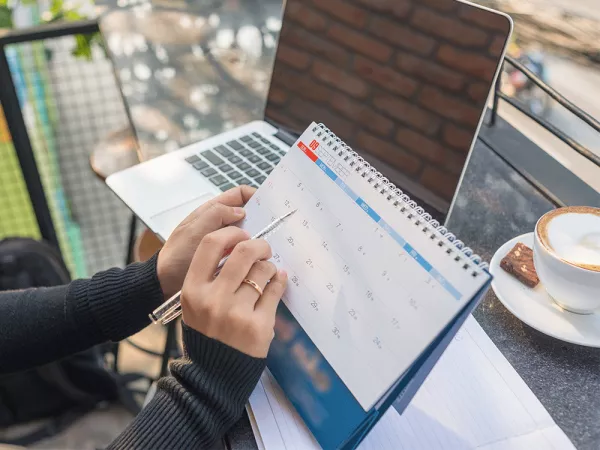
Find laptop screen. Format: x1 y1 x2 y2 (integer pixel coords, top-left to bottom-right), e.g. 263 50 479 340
264 0 511 219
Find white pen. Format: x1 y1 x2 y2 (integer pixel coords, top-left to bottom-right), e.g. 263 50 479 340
150 209 298 325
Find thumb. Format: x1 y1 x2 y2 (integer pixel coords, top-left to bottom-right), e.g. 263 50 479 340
205 202 246 229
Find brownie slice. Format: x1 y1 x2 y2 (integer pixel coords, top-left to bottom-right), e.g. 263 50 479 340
500 243 540 288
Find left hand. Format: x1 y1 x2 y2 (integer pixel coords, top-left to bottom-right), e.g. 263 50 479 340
156 185 256 299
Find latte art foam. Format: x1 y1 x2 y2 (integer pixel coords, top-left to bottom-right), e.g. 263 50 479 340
538 207 600 272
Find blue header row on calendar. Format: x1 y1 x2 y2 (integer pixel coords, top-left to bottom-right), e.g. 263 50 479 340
297 140 463 301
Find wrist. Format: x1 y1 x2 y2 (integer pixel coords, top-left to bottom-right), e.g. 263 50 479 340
181 322 266 400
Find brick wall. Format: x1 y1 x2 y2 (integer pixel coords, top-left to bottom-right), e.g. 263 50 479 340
265 0 510 209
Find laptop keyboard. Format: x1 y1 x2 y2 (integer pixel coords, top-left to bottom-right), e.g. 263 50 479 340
184 132 286 191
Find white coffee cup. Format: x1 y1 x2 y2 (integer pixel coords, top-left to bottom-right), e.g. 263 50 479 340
533 206 600 314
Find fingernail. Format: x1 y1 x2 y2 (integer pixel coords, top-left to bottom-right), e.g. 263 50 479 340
234 207 245 216
278 269 287 278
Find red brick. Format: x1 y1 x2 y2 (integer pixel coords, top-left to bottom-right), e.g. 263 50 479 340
369 16 435 56
420 166 458 201
445 149 467 175
351 0 412 19
396 128 445 163
437 45 497 81
357 131 422 175
396 128 467 175
373 95 440 135
276 43 312 71
312 0 367 28
411 8 489 48
286 2 327 32
288 97 356 138
419 0 458 12
419 86 481 127
354 56 417 98
328 91 394 137
268 86 289 106
271 66 332 103
489 34 507 58
266 105 306 131
459 5 511 32
396 53 464 92
327 23 393 63
467 82 491 103
281 24 350 66
443 124 473 152
312 60 370 99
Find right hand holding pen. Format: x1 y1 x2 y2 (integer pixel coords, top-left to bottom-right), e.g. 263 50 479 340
180 226 288 358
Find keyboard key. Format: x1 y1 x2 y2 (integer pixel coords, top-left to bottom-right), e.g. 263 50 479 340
240 135 252 143
201 150 224 166
185 154 200 164
247 141 261 149
228 170 242 180
269 144 279 150
265 153 280 162
215 145 233 157
247 154 261 164
255 175 266 184
265 167 273 174
239 149 252 157
257 161 272 171
220 183 235 192
209 174 228 186
193 161 208 170
237 177 251 185
245 168 260 178
220 164 233 173
260 137 270 144
251 132 261 138
249 184 259 188
236 162 251 171
227 155 242 164
201 167 217 177
256 146 270 155
227 140 244 150
277 150 286 156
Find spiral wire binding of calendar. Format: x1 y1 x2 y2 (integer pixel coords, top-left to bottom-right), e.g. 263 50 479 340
312 123 489 278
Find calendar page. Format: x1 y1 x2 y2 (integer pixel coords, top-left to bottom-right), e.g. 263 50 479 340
240 123 490 411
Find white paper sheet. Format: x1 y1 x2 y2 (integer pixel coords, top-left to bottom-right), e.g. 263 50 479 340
248 317 575 450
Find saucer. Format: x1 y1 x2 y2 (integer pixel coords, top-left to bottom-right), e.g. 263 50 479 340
490 233 600 348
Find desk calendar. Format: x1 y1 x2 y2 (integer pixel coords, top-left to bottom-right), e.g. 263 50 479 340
239 123 492 450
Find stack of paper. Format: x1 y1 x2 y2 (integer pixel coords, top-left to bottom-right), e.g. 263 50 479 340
248 317 574 450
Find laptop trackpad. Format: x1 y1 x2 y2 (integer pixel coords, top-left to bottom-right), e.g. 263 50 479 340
151 193 214 239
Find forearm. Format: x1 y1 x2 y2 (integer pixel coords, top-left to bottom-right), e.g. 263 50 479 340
0 254 164 374
109 323 265 449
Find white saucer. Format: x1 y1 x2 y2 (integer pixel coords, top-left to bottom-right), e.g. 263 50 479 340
490 233 600 348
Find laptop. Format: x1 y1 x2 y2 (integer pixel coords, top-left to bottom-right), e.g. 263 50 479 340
107 0 512 241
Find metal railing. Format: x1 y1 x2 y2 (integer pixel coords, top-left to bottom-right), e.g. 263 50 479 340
0 20 100 253
490 55 600 168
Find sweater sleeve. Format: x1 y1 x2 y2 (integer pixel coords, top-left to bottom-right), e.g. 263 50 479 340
0 254 164 374
109 323 266 450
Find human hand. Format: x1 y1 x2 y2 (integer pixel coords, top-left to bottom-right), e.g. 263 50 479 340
157 186 256 299
180 226 288 358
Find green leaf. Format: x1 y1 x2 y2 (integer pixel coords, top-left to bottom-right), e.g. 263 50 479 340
0 5 13 28
72 33 94 60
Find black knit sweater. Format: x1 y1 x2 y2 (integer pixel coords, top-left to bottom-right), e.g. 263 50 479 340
0 255 265 449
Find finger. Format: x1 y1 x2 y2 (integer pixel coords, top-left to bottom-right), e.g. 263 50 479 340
215 185 256 206
217 239 272 288
176 184 255 230
188 226 250 283
255 269 287 316
236 260 277 304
